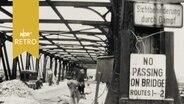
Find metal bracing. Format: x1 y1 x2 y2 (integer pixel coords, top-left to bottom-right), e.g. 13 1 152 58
49 56 53 69
40 43 106 47
58 59 62 81
17 56 21 75
2 40 12 79
0 0 111 64
78 7 109 22
54 58 58 77
0 33 12 80
46 0 96 62
40 33 82 61
12 57 18 79
35 57 39 73
0 7 12 18
3 31 105 35
0 19 109 26
39 38 104 42
19 54 24 71
0 37 8 80
1 1 111 7
42 54 47 82
40 47 104 51
25 52 31 70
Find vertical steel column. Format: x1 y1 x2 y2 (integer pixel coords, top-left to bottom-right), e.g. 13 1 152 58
66 62 69 78
35 58 39 73
20 54 24 70
120 31 130 98
43 54 47 82
105 0 124 103
54 58 58 77
17 56 22 76
61 60 66 80
12 57 18 79
58 59 62 82
31 56 35 71
25 52 31 70
2 41 12 79
0 38 8 80
50 56 53 70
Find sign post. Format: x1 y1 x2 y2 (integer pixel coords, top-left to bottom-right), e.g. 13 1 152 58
134 3 183 28
129 54 166 100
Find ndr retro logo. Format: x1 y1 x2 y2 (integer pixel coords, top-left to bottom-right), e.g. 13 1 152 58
14 29 37 45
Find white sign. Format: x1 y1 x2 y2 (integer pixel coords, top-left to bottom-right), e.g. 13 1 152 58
129 54 166 100
127 0 184 3
134 3 183 28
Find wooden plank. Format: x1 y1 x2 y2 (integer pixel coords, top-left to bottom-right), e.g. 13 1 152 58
96 56 114 83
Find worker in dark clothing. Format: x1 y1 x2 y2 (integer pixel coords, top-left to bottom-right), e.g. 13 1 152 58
35 78 43 89
77 69 85 95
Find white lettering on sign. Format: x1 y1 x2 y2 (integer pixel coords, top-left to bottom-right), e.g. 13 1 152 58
129 54 166 100
134 3 183 28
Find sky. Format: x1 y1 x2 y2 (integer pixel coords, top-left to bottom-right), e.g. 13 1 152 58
165 3 184 82
166 27 184 82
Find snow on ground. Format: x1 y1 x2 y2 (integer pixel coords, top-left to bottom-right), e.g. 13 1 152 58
0 79 107 104
34 79 107 104
0 80 38 104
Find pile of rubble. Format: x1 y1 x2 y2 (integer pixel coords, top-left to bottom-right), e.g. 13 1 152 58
0 80 34 98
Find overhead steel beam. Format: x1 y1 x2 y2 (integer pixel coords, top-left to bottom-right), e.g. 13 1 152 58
41 31 105 35
40 47 104 51
0 7 13 18
1 1 111 7
39 38 103 42
48 50 105 54
2 30 105 36
40 33 83 61
0 19 110 26
0 32 12 42
46 0 96 62
40 43 106 47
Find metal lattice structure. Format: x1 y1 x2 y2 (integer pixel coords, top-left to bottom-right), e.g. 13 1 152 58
0 0 112 64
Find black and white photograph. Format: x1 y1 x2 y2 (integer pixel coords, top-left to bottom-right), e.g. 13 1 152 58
0 0 184 104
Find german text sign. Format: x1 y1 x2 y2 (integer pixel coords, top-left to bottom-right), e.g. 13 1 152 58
134 3 183 28
129 54 166 100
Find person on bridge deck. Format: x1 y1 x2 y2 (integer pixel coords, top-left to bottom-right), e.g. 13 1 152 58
67 73 80 104
77 69 85 95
